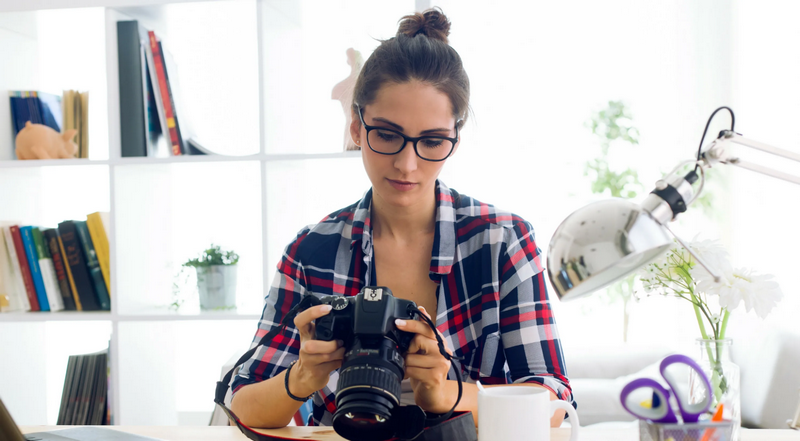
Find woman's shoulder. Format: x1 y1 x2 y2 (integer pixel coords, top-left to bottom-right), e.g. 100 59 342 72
450 187 534 234
286 198 364 257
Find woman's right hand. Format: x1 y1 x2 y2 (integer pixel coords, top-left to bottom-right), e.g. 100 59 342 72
288 304 346 398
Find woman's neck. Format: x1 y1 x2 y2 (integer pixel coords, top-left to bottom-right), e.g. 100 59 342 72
371 189 437 243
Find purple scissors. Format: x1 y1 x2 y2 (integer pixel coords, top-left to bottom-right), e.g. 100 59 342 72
620 354 713 424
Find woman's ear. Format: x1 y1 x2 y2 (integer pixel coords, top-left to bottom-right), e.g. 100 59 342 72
349 109 362 148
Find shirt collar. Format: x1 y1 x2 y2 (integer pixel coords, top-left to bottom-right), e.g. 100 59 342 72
350 180 457 277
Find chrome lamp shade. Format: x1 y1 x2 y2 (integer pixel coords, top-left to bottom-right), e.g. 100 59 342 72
547 199 673 302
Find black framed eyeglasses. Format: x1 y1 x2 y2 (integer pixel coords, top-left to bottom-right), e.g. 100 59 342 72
356 104 460 162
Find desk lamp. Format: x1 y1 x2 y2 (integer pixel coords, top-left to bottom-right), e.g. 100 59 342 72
547 107 800 301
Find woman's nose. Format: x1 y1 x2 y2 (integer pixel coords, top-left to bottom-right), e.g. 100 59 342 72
393 140 418 172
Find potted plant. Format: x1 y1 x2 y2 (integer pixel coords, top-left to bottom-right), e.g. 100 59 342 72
183 244 240 310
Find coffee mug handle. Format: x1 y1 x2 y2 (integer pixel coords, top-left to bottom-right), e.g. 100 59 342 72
550 400 580 441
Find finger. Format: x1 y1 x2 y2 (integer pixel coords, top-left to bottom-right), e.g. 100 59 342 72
407 333 441 355
303 346 346 365
302 339 344 356
419 306 432 319
294 304 333 338
395 317 437 340
405 353 447 369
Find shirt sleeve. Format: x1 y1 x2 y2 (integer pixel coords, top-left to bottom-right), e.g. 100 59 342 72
497 220 574 407
231 229 310 395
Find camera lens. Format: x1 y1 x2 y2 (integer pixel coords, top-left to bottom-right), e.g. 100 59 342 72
331 337 405 441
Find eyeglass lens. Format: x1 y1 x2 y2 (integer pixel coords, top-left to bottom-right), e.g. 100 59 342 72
367 129 453 161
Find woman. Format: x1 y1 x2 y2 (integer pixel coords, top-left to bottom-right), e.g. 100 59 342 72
230 8 573 429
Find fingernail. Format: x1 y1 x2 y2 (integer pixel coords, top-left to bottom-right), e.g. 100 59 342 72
321 305 332 312
395 319 406 327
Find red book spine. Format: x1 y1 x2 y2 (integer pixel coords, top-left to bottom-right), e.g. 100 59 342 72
10 225 40 311
148 31 182 156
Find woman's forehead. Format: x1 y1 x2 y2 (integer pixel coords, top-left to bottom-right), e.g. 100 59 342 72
367 81 455 128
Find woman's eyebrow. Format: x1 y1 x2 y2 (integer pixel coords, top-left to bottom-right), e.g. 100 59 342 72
371 117 451 135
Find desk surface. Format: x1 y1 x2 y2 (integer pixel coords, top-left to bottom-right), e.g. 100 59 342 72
19 426 800 441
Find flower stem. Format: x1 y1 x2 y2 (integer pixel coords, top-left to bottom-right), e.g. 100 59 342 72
690 290 710 340
718 309 730 339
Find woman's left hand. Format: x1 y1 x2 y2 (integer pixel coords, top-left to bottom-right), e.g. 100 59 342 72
395 306 454 413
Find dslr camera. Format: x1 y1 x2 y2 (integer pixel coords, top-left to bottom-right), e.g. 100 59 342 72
313 286 421 441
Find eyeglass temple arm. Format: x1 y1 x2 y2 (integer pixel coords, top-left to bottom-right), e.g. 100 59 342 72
702 131 800 186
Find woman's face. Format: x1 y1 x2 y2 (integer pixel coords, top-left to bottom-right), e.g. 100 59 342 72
351 81 459 210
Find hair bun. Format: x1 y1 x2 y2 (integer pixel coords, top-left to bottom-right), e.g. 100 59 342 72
397 7 451 44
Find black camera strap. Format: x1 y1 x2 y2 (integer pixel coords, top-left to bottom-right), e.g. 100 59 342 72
214 295 467 440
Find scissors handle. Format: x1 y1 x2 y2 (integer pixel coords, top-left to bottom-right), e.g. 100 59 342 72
620 378 678 423
660 354 713 423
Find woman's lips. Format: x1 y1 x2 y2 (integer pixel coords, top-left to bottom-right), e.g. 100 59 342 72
387 179 417 191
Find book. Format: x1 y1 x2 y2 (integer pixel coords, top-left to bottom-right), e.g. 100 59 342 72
32 227 65 311
58 355 77 424
116 20 150 158
62 90 75 156
65 354 85 424
19 226 50 311
79 91 89 158
11 225 50 311
4 226 38 311
58 233 83 311
74 221 110 311
43 228 77 311
148 30 184 156
58 221 101 311
86 212 110 296
8 91 62 139
158 40 186 155
0 227 29 312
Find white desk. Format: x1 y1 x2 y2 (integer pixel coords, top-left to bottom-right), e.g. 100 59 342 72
19 425 800 440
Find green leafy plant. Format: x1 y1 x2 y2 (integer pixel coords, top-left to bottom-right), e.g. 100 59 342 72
584 100 643 198
584 101 643 341
183 244 240 267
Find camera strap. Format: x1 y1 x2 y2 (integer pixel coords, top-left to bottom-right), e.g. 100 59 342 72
214 295 468 440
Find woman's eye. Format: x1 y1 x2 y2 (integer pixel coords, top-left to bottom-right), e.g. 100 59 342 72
421 138 445 148
376 130 400 142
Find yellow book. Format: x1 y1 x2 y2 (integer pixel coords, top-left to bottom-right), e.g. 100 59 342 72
79 91 89 158
58 235 82 311
86 212 110 296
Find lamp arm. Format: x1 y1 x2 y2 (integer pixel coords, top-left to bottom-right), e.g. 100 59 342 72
662 223 723 283
702 131 800 185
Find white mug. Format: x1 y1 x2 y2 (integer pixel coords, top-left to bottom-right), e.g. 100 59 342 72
477 386 580 441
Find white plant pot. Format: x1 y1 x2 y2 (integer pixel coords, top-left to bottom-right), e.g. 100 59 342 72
196 265 238 310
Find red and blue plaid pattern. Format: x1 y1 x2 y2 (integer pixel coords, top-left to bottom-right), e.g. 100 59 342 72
232 180 574 425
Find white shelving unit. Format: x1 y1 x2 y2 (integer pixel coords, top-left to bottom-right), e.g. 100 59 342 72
0 0 409 426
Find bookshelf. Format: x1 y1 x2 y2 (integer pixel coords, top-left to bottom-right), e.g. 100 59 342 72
0 0 405 426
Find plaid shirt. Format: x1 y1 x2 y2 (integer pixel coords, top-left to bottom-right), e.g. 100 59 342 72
232 180 574 425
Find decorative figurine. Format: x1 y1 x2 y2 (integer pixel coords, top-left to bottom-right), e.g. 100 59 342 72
15 121 78 160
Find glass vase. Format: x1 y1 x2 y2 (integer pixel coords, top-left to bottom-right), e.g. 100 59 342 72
690 339 741 441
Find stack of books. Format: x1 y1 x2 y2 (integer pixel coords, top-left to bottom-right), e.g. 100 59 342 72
117 21 210 158
0 212 111 313
8 90 89 158
57 349 110 425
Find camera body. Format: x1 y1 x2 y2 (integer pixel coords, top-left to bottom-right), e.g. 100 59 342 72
312 286 420 441
314 286 416 353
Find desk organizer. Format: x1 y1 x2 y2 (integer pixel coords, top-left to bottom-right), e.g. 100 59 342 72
638 419 733 441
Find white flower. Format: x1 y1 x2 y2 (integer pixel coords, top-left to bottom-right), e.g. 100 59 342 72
684 237 730 273
693 265 783 319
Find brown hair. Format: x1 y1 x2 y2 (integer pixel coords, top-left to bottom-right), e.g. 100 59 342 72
352 7 470 128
